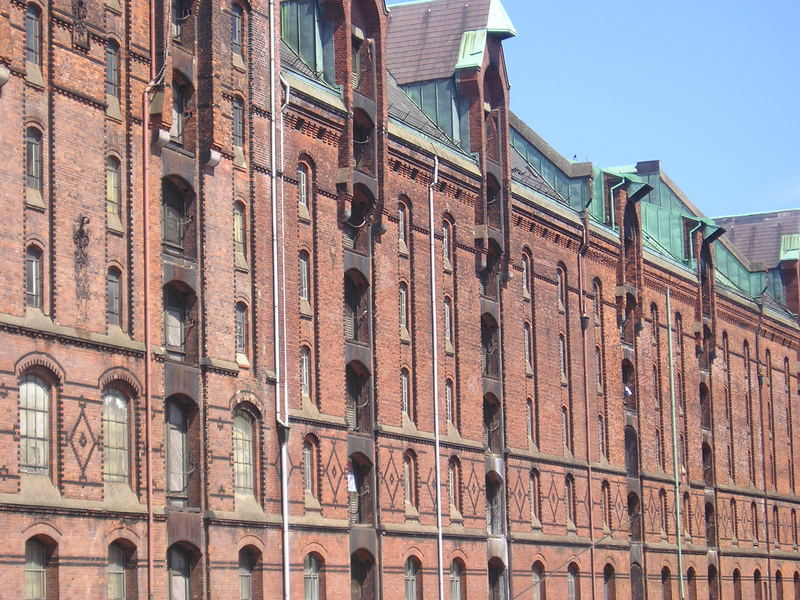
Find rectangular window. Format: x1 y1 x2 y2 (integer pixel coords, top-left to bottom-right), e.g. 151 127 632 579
25 247 42 308
445 382 453 424
165 293 186 357
25 6 40 66
232 98 244 147
444 299 452 343
106 158 121 217
107 270 121 326
300 348 311 397
399 284 408 332
400 370 409 415
299 253 310 301
235 304 247 354
231 4 243 57
233 204 246 258
108 543 126 600
166 402 188 501
20 375 49 475
303 442 313 492
103 390 129 482
233 412 254 495
105 43 120 99
25 539 46 600
298 166 308 207
26 129 42 192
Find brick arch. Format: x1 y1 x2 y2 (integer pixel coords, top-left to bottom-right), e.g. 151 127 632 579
99 367 142 396
21 520 63 542
106 525 141 548
228 389 264 416
401 545 425 562
15 352 65 384
236 534 265 554
301 540 330 561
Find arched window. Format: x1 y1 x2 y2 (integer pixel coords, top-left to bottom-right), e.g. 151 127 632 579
526 398 534 441
625 426 639 476
235 302 248 356
300 346 311 399
777 571 784 600
567 563 580 600
444 297 453 346
404 557 422 600
238 547 259 600
754 570 763 600
231 3 244 60
232 96 244 149
162 179 192 252
775 505 781 545
233 410 254 495
659 489 669 535
397 202 408 252
561 405 570 450
731 498 739 541
593 280 602 324
25 537 55 600
233 203 246 260
106 156 122 218
661 567 672 600
531 561 545 600
103 388 129 482
686 567 697 600
523 322 532 371
733 569 742 600
304 553 323 600
557 266 566 310
448 457 461 515
399 282 409 335
655 429 663 470
298 164 310 212
565 475 576 526
595 347 603 393
530 469 541 525
303 436 317 498
164 285 189 360
108 541 134 600
445 379 456 429
105 40 120 100
483 395 502 453
705 502 716 547
166 399 191 505
653 366 661 410
481 314 500 378
450 559 465 600
600 480 611 529
403 451 416 509
442 220 453 267
603 564 616 600
168 545 191 600
400 368 410 419
298 250 311 309
521 254 531 296
628 492 642 541
25 4 42 67
344 270 369 343
559 334 567 380
597 415 606 458
26 127 43 194
20 374 49 475
25 245 43 308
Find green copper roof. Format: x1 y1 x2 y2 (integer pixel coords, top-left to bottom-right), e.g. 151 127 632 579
487 0 517 38
455 30 488 70
781 234 800 261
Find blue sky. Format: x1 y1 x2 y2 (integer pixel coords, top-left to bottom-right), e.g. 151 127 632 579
386 0 800 217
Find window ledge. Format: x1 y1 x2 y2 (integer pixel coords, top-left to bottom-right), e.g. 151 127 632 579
107 213 125 234
236 353 251 369
443 259 453 273
300 299 312 317
445 340 454 355
523 290 531 301
298 203 311 222
105 0 122 12
449 506 463 525
232 53 246 72
106 94 122 121
26 188 45 210
25 63 44 87
304 490 322 512
234 252 249 271
400 328 411 343
398 241 409 257
233 146 246 168
404 502 419 521
526 365 533 377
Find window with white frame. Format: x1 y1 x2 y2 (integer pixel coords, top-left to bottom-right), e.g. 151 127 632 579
103 388 129 482
400 368 410 417
26 246 43 309
304 554 321 600
25 538 47 600
20 374 49 475
233 410 254 495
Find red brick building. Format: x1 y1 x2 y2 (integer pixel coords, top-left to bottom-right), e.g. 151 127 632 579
1 0 799 597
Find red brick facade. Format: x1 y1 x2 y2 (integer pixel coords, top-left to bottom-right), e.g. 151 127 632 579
1 0 799 598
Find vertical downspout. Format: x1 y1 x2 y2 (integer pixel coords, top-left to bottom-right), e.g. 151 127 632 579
666 289 685 599
578 186 597 600
141 0 160 594
755 298 773 600
428 155 445 600
268 2 290 597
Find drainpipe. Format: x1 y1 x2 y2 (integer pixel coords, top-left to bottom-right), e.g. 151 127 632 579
666 289 685 600
608 178 625 230
578 182 597 600
755 296 773 600
427 155 445 600
268 2 290 596
141 0 164 594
